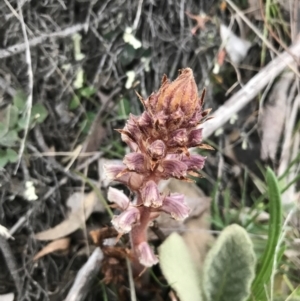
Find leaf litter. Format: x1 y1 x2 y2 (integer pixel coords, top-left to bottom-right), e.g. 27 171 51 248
34 191 105 241
33 237 70 261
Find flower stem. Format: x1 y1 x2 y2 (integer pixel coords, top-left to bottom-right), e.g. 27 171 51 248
130 195 151 275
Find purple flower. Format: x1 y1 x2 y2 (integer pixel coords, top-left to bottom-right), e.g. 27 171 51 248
141 180 162 208
137 241 159 267
123 153 146 173
168 128 188 146
104 164 125 181
188 128 203 146
161 159 188 178
107 187 130 210
162 193 190 220
111 207 140 233
182 154 206 171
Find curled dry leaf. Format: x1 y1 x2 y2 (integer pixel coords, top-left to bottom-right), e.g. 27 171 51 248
33 237 70 261
220 24 252 64
35 191 105 241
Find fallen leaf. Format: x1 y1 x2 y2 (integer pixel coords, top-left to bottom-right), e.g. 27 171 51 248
34 191 105 241
259 71 294 160
66 191 104 213
33 238 70 261
0 293 14 301
89 227 118 246
220 24 252 64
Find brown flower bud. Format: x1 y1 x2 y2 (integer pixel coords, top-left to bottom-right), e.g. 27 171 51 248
155 68 199 118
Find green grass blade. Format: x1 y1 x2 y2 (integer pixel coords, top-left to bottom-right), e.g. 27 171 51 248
251 167 282 300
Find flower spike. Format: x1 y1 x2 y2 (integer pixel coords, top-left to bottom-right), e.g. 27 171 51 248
105 68 212 269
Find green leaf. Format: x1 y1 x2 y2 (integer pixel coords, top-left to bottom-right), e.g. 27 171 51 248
251 167 283 301
79 111 96 134
13 90 27 111
158 233 202 301
0 149 8 168
79 86 96 98
6 148 18 163
0 130 19 147
0 105 19 136
69 95 80 110
17 115 28 130
8 105 19 128
31 103 48 123
0 122 8 139
118 98 130 118
203 224 256 301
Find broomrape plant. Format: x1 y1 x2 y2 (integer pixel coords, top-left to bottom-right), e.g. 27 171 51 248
105 68 212 269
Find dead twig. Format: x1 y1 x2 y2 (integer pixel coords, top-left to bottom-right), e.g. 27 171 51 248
0 24 86 60
12 0 33 173
64 247 103 301
0 236 22 299
202 37 300 139
0 76 16 97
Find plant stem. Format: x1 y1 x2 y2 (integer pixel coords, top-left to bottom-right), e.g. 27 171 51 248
130 195 151 275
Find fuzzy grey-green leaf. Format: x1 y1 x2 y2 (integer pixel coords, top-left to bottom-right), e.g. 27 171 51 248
203 224 256 301
159 232 202 301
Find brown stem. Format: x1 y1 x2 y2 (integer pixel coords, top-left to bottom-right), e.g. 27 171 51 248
130 194 151 276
